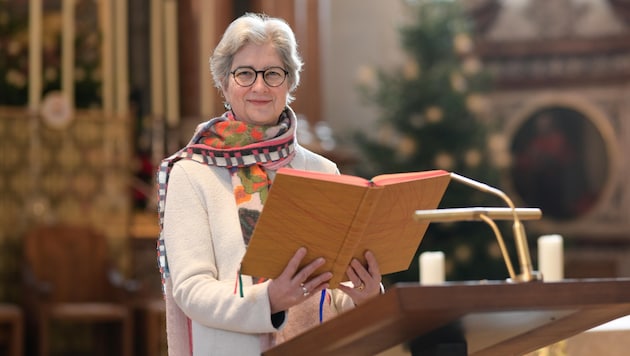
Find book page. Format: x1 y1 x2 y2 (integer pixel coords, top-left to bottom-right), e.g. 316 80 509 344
371 170 448 186
276 167 370 187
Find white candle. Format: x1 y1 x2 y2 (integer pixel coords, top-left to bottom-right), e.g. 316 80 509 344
115 0 129 115
164 0 179 127
199 0 215 116
62 0 75 104
29 0 43 111
150 0 165 165
99 0 113 113
150 0 164 118
538 234 564 282
420 251 445 285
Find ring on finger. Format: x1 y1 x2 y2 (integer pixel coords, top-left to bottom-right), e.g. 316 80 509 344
301 285 309 297
355 282 365 291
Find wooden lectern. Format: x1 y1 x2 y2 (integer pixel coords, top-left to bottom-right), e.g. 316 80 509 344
264 278 630 356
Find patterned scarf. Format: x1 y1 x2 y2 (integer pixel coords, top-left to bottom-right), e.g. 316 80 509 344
157 108 296 285
155 108 296 355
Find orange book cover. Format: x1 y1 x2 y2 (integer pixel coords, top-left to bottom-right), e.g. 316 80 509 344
240 167 451 288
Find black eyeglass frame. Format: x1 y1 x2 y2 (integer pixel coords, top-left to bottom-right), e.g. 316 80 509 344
229 66 289 87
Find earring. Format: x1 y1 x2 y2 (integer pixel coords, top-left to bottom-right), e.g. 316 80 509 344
224 102 231 110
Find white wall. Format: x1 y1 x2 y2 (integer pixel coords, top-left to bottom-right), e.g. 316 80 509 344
319 0 414 141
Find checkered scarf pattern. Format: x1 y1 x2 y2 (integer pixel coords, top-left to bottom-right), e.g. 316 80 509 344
156 108 297 290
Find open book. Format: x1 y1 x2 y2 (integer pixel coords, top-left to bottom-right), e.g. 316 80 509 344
240 167 451 288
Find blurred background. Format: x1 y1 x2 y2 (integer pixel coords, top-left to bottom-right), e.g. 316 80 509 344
1 0 630 355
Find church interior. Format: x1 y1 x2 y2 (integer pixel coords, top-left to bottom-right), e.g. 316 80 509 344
1 0 630 355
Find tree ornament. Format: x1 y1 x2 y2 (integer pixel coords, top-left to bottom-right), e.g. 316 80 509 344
453 33 473 55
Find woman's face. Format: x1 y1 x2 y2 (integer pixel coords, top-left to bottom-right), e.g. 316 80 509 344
223 42 289 126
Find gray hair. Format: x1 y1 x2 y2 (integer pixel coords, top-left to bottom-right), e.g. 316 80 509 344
210 13 303 104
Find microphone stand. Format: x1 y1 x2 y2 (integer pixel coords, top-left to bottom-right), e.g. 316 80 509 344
415 173 542 283
478 213 516 280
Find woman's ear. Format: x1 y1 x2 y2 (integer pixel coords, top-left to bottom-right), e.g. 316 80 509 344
220 83 230 100
219 86 230 109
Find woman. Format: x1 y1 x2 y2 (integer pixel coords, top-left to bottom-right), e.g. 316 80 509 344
157 13 382 356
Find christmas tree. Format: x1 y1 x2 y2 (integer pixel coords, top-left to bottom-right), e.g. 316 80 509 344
355 1 513 283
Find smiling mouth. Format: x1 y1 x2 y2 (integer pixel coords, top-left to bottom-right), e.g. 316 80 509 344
249 99 270 105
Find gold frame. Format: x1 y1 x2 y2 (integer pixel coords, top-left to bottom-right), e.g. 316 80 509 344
502 93 620 230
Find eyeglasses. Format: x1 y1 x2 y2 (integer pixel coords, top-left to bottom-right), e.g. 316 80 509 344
230 66 288 87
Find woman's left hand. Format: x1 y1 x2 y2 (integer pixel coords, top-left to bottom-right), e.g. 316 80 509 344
337 250 382 306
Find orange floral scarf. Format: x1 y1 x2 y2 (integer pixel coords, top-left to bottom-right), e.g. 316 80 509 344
157 108 296 287
196 111 294 246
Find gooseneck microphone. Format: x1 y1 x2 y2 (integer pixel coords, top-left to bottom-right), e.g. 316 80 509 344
414 172 542 283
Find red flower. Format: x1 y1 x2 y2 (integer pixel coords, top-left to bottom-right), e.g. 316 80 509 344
250 128 264 141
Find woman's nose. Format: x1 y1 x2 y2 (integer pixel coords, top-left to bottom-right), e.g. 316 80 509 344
251 74 268 91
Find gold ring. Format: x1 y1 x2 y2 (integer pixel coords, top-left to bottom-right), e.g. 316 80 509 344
356 282 365 291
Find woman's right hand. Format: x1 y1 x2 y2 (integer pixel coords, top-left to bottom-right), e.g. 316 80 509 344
267 247 332 314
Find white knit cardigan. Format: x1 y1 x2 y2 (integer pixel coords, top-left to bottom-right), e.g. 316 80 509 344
162 144 355 356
